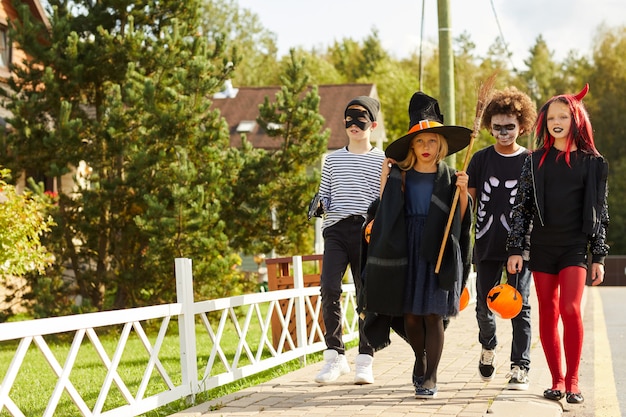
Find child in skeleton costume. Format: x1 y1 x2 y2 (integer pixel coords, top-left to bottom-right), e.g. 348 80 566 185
506 84 609 405
467 87 536 389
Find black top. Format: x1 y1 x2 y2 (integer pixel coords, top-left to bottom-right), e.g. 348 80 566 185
507 147 610 264
532 148 587 247
467 145 529 262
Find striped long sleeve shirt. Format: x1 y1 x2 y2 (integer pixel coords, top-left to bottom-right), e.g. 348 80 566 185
319 146 385 230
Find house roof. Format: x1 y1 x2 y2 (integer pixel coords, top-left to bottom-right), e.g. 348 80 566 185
0 0 50 29
210 83 387 151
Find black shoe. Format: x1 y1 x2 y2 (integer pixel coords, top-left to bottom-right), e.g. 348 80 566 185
566 392 584 404
479 348 495 381
415 385 438 399
543 389 564 401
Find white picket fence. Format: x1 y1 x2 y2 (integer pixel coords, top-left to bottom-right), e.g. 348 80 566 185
0 256 359 417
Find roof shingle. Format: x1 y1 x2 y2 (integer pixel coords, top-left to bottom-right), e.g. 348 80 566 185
211 83 386 150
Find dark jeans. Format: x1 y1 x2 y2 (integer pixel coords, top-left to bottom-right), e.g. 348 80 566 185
320 215 373 356
475 260 532 370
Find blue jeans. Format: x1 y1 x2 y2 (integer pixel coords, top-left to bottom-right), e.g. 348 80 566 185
475 260 532 370
320 216 373 356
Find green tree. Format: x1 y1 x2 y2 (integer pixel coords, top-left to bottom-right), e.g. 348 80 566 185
551 51 590 95
520 35 560 107
0 169 56 320
373 56 423 144
327 29 388 81
451 33 494 166
586 26 626 253
454 32 482 132
224 50 328 256
0 170 54 277
288 48 345 86
1 0 246 312
200 0 280 87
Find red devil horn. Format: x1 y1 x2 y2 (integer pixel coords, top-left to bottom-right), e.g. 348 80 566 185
574 83 589 101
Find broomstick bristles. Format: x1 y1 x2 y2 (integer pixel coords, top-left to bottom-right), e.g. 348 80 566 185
475 72 498 116
472 71 498 134
435 71 498 274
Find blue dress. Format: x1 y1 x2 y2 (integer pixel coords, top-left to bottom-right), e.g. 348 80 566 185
403 169 455 316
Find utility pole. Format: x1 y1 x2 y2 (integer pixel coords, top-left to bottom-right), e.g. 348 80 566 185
437 0 456 166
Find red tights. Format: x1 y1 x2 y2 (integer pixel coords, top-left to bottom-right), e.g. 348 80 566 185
533 266 586 394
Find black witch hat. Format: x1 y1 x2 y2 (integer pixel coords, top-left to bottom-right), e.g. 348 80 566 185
385 92 472 160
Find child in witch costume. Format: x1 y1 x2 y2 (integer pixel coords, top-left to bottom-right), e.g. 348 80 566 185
507 84 608 404
360 92 473 399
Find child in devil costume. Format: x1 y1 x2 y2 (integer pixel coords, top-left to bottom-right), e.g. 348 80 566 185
507 84 609 405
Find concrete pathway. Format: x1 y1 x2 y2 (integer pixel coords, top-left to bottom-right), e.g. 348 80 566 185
170 285 613 416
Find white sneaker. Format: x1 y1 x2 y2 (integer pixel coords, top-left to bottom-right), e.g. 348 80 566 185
315 350 350 383
354 354 374 385
506 365 529 390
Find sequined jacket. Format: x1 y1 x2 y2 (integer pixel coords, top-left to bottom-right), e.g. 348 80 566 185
506 149 609 264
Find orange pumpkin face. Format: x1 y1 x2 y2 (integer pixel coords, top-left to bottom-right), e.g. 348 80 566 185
364 220 374 244
459 286 470 311
486 284 522 319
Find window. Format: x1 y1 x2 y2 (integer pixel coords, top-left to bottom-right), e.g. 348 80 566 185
0 26 10 69
236 120 257 133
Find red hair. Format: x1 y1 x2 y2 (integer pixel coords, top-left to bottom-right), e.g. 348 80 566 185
534 86 599 167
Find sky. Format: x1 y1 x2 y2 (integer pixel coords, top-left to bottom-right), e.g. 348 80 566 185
236 0 626 71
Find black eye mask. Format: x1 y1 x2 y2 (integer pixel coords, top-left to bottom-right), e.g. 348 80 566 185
345 108 373 130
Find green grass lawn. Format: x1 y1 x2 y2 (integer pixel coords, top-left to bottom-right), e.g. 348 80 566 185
0 323 185 417
0 304 357 417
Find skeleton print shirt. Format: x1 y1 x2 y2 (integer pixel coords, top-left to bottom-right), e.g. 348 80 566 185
467 145 529 262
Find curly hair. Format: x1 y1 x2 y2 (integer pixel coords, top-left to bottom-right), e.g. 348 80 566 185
480 87 537 135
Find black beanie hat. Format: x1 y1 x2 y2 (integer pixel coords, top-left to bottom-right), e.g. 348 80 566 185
345 96 380 121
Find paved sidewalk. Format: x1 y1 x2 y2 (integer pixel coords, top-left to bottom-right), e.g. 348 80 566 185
171 286 604 417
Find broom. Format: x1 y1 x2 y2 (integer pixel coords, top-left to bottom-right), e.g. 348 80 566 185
435 72 498 274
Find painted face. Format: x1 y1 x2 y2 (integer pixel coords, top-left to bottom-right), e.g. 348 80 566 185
491 114 521 148
546 101 572 140
412 132 439 165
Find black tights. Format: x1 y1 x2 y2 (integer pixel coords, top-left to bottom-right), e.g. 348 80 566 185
404 313 445 388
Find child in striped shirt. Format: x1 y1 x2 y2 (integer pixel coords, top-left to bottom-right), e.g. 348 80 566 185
315 96 385 385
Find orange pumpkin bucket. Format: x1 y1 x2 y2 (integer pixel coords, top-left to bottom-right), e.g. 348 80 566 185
364 220 374 244
459 286 470 311
486 283 522 319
